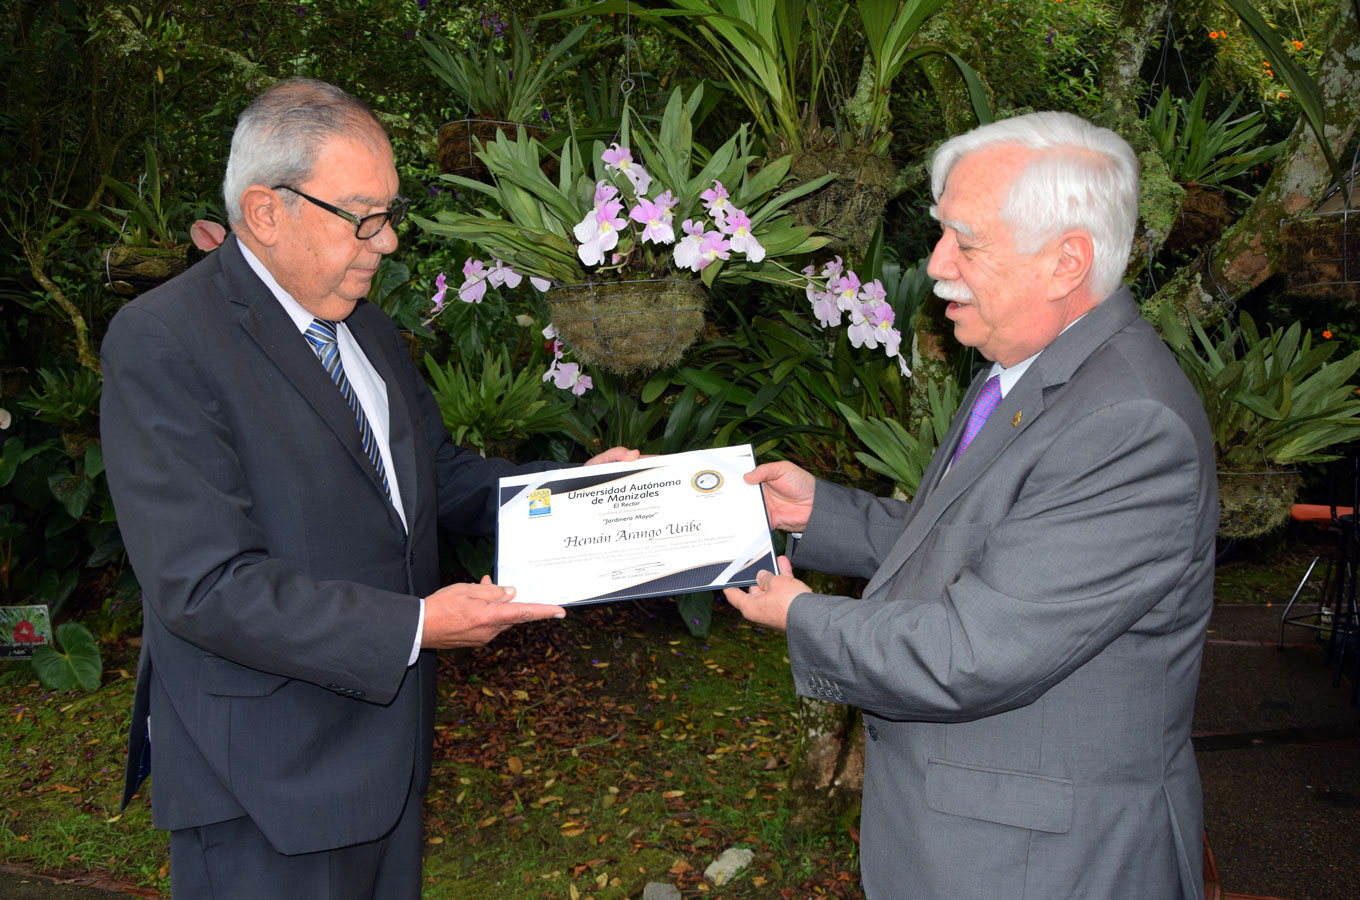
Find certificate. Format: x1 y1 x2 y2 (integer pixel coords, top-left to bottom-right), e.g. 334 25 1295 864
496 445 776 606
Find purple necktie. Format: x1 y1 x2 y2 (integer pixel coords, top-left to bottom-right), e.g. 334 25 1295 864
952 375 1002 462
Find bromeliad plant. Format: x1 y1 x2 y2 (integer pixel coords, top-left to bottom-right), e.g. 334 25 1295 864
1147 82 1285 199
419 16 589 122
1159 308 1360 471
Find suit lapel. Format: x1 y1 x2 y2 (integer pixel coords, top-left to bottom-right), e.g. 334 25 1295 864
222 238 400 514
860 289 1142 597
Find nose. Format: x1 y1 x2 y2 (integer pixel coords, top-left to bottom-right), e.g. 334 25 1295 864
927 232 956 281
370 220 399 254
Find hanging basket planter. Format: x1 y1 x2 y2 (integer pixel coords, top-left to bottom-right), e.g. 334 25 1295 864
100 245 197 296
787 148 897 261
436 118 548 182
546 278 707 375
1280 208 1359 302
1216 468 1301 539
1165 184 1232 252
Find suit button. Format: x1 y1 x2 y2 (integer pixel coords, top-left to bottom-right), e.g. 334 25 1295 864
865 723 879 741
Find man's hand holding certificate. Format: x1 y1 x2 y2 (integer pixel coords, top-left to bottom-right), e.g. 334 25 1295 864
496 445 776 606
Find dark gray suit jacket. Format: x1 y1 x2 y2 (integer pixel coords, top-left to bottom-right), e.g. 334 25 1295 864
102 236 548 855
788 289 1215 900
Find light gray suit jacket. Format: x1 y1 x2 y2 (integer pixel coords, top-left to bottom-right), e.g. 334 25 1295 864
788 288 1215 900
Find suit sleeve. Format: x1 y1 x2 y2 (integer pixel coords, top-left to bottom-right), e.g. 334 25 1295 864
101 305 418 705
786 397 1208 722
791 478 913 579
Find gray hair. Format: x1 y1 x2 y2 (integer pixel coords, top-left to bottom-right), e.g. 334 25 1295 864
930 112 1139 299
222 78 386 224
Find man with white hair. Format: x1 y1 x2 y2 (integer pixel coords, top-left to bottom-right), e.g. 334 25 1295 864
726 112 1215 900
102 78 633 898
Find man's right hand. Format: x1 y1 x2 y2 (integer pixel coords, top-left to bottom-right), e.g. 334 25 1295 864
420 577 564 648
745 461 815 532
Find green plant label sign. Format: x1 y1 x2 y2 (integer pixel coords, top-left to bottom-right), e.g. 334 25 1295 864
0 605 53 660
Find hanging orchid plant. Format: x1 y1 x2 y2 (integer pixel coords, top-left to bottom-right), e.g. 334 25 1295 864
415 85 907 387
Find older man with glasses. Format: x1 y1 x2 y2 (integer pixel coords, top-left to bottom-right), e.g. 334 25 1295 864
100 78 634 899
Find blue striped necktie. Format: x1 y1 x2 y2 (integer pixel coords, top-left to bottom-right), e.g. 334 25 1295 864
303 318 392 501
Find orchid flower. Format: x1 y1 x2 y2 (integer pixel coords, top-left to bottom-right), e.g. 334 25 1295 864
430 272 448 312
697 231 731 269
673 219 707 272
846 304 875 350
830 271 863 312
807 284 841 328
529 276 552 292
458 258 489 303
487 258 522 290
721 209 764 262
602 143 651 194
572 181 626 266
701 182 731 224
551 361 593 396
629 195 676 245
821 256 844 279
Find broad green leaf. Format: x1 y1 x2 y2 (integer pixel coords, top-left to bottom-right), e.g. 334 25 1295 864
31 623 102 692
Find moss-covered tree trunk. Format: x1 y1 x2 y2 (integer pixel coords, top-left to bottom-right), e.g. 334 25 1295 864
1144 0 1360 326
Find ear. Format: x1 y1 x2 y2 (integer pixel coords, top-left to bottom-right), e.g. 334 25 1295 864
1048 230 1094 298
237 185 287 247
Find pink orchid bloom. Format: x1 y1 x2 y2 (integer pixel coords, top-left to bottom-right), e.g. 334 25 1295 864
673 218 708 272
701 182 731 223
629 196 676 245
821 256 844 279
487 259 522 289
846 306 875 350
602 143 651 194
858 278 887 304
810 291 841 328
721 209 764 262
458 259 488 303
696 231 731 269
573 182 627 266
831 271 863 311
431 272 448 311
551 361 592 395
868 302 902 357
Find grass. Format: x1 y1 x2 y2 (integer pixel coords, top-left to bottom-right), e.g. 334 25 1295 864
3 525 1328 898
1 599 864 899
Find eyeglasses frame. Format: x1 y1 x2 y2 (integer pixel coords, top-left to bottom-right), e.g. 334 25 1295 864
272 185 410 240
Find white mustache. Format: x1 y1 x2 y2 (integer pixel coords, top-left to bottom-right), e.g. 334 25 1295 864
933 280 974 301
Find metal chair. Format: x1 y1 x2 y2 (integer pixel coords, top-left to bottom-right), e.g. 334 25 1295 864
1277 504 1350 649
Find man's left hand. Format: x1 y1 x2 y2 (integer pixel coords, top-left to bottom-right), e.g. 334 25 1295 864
585 446 640 466
723 556 807 632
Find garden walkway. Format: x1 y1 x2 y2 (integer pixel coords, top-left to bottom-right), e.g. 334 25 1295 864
2 600 1357 900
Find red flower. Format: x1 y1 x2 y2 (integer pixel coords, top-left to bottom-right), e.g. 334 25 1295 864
12 620 38 643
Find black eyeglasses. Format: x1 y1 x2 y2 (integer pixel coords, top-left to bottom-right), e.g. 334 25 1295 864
273 185 410 239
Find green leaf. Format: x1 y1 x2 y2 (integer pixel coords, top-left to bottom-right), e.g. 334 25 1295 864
48 470 94 519
31 622 103 692
675 591 714 638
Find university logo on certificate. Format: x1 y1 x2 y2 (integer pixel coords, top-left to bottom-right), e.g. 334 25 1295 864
495 445 776 606
527 488 552 517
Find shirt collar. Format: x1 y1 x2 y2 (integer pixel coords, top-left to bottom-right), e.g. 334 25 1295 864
238 241 316 335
